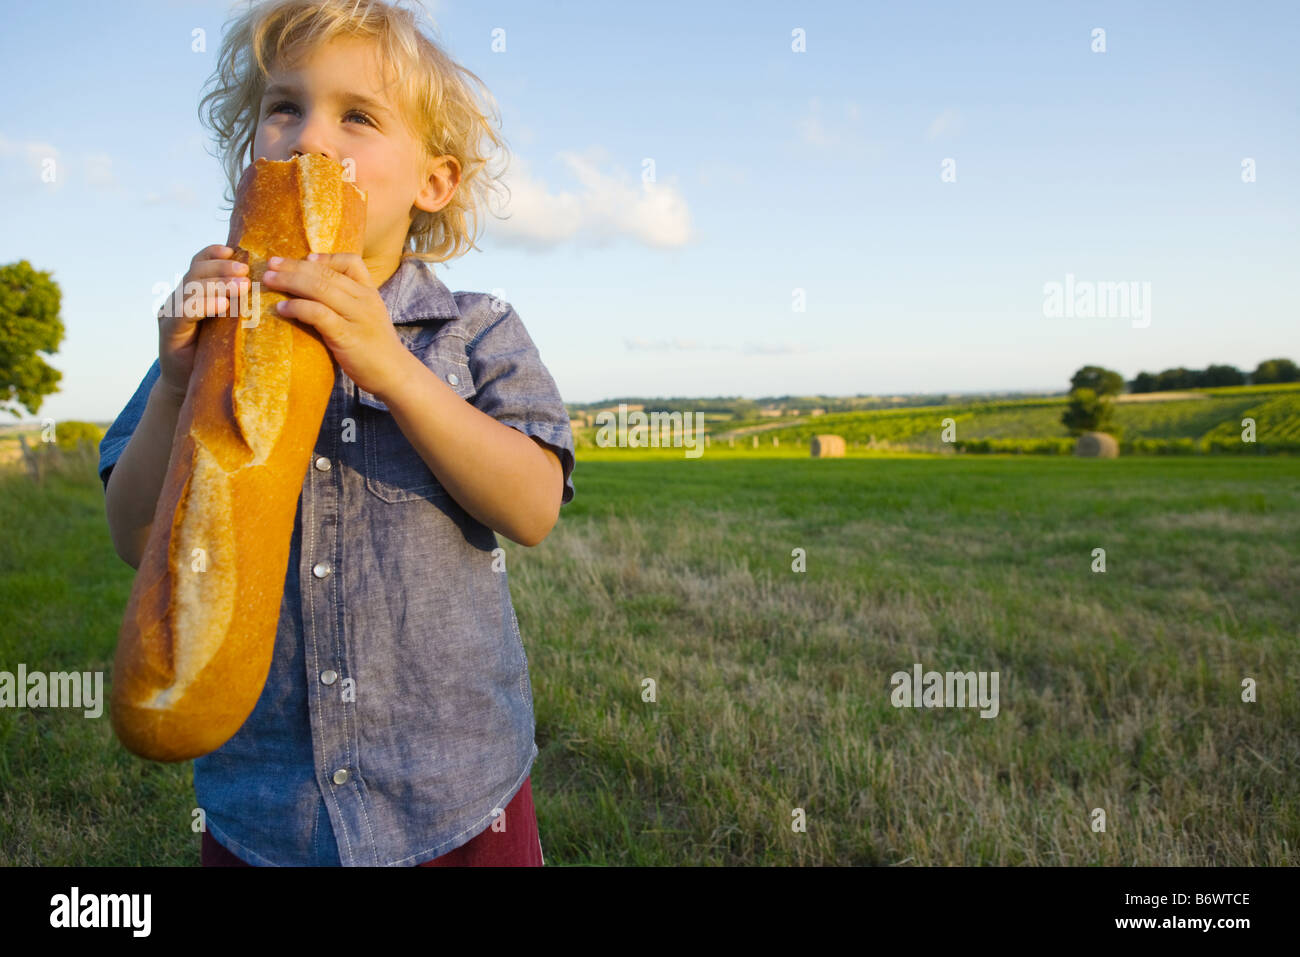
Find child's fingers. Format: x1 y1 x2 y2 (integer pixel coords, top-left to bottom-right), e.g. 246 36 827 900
162 246 248 323
189 270 250 303
166 276 247 320
191 288 233 319
195 244 233 261
191 258 249 279
195 279 246 317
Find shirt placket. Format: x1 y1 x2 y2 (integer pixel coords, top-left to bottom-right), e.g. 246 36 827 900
303 373 372 866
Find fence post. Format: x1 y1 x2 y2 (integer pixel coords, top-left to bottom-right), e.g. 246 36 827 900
18 434 43 483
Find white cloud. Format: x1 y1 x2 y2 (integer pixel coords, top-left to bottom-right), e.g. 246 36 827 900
0 139 179 202
625 337 809 355
84 153 117 188
926 108 962 140
625 337 726 351
740 341 809 355
141 184 200 207
695 160 752 188
0 133 62 186
799 112 838 148
798 97 864 149
491 150 692 249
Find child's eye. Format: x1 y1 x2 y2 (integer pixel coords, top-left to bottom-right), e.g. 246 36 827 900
266 101 374 126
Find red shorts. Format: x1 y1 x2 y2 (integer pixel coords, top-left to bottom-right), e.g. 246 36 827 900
200 776 543 867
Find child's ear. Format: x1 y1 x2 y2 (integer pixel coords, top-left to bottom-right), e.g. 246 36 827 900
415 154 461 214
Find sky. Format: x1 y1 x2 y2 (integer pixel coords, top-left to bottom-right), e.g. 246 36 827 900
1 0 1297 423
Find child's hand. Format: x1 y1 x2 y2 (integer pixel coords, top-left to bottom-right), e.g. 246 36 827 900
158 244 250 401
260 253 412 401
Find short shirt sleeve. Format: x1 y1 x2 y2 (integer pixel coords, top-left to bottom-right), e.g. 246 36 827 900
466 305 575 506
98 358 162 493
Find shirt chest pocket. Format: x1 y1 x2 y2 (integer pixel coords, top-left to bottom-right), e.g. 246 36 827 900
356 333 477 504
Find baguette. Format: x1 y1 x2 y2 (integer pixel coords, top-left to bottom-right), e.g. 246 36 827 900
110 154 366 762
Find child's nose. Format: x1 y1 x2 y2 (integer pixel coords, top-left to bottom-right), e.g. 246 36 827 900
288 124 339 165
288 146 343 171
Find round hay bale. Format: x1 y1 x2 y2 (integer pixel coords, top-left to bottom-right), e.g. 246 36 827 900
1075 432 1119 458
810 434 846 458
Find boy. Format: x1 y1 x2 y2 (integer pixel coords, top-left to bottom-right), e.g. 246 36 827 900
99 0 574 865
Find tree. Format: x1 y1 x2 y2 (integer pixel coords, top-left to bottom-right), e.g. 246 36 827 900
0 260 65 418
1252 358 1299 384
55 420 105 451
1061 388 1116 436
1196 364 1245 387
1129 371 1158 393
1154 367 1196 391
1070 365 1125 397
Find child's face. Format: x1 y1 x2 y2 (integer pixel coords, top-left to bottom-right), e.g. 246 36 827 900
251 37 456 268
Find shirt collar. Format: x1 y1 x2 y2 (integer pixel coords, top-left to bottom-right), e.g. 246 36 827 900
378 256 461 324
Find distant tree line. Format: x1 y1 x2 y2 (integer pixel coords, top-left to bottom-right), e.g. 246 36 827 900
1062 358 1299 437
1128 358 1298 393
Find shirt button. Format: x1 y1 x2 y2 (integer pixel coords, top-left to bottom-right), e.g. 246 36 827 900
332 769 349 785
320 669 338 685
314 456 332 471
313 562 331 578
447 372 460 386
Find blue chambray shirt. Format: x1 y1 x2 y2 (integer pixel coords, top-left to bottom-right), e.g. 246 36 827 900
98 257 575 865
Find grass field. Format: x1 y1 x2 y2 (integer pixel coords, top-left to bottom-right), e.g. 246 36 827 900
601 382 1300 455
1 445 1297 864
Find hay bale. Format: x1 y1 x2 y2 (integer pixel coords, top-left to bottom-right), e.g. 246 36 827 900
1075 432 1119 458
810 434 846 458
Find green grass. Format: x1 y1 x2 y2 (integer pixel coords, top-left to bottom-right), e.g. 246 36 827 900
1204 393 1300 444
2 448 1298 864
0 447 195 865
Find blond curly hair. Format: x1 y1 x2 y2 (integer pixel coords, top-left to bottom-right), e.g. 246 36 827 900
198 0 510 264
